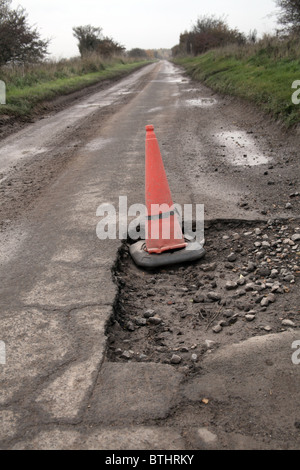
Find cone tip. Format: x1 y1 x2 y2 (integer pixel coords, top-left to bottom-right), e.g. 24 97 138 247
145 124 154 132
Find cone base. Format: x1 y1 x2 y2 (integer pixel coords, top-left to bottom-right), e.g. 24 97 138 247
129 240 206 269
147 241 187 255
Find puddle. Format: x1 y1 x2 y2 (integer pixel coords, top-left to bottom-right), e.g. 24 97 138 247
152 74 189 85
76 101 113 108
151 61 190 85
183 89 199 93
151 78 184 84
185 98 217 107
215 131 271 167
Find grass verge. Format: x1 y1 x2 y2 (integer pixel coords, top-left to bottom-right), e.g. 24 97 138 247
174 41 300 127
0 57 152 118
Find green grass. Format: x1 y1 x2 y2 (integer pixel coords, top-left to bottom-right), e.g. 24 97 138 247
174 41 300 127
0 57 151 118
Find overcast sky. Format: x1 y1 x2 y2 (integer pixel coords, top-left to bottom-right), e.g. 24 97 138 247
11 0 279 58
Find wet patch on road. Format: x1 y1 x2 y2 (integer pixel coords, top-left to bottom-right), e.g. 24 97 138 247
84 137 114 151
147 107 164 113
182 88 199 93
185 98 218 107
106 219 300 371
214 130 271 167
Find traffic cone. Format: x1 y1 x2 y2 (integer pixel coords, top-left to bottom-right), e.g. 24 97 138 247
129 124 206 269
145 124 187 254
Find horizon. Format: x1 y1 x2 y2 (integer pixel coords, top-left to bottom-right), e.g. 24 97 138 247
11 0 279 59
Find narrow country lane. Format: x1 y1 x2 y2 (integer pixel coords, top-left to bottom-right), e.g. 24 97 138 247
0 61 299 450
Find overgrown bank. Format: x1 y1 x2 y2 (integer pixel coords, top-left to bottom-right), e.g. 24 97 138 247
173 38 300 127
0 57 152 119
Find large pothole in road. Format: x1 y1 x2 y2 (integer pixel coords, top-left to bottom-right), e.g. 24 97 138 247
106 219 300 370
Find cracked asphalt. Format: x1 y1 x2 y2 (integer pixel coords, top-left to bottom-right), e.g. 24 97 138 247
0 60 300 450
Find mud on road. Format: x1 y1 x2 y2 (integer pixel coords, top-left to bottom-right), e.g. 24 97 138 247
0 64 158 230
1 60 300 229
0 65 150 142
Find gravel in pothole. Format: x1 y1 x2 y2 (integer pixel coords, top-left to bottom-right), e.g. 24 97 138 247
106 219 300 369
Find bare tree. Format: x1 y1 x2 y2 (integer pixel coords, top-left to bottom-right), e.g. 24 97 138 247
248 29 258 43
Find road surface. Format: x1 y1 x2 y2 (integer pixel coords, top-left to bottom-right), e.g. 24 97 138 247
0 61 299 450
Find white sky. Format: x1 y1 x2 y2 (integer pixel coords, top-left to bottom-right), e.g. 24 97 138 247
11 0 279 59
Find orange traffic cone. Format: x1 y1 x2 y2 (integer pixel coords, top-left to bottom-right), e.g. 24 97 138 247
145 125 187 254
129 124 206 269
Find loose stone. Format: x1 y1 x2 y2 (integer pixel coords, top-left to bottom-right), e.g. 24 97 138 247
245 314 256 322
207 292 222 302
149 317 162 325
171 354 182 364
135 318 147 327
225 281 238 290
282 319 296 327
212 324 223 334
227 253 237 262
121 350 134 360
144 309 155 318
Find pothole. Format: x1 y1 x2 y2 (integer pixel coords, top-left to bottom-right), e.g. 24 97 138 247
106 219 300 369
185 98 218 107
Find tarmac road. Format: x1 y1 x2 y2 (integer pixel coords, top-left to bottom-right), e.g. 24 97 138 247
0 60 299 450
